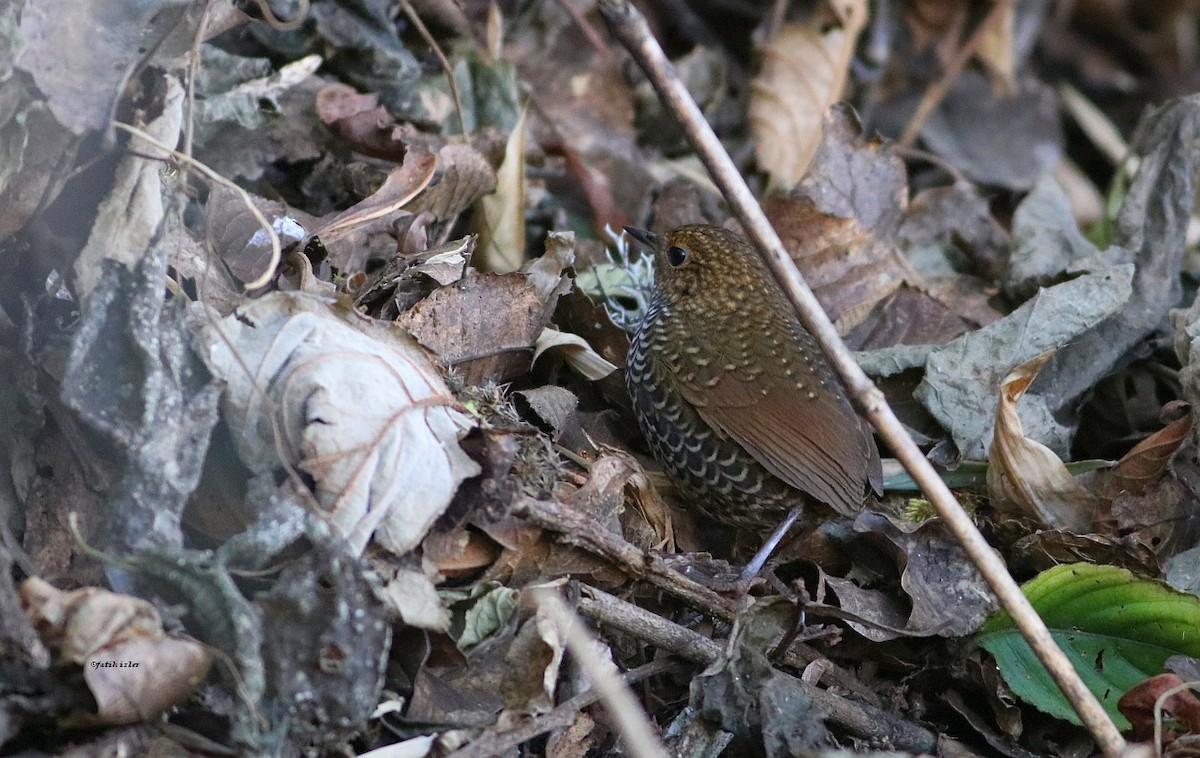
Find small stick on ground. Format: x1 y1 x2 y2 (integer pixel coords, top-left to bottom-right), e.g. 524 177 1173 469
513 496 738 620
578 586 938 751
445 659 682 758
537 591 669 758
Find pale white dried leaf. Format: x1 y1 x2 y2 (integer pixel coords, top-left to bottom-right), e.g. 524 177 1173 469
75 75 183 298
197 291 480 556
19 577 162 665
533 328 617 380
410 248 469 285
356 734 436 758
749 1 867 191
384 568 450 632
987 351 1102 532
474 106 527 272
84 636 212 725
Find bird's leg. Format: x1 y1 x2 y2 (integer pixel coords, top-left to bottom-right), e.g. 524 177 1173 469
736 505 804 589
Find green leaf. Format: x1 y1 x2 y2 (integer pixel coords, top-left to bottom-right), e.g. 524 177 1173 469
445 581 520 651
977 563 1200 728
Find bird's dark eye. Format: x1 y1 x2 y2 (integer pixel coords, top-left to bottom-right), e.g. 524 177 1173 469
667 246 688 266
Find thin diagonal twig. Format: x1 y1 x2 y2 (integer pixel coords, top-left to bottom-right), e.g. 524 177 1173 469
594 2 1127 756
399 0 468 136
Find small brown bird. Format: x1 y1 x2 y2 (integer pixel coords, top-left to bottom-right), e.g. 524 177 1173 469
624 224 881 575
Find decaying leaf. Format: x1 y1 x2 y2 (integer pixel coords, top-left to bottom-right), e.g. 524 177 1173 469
501 599 565 712
749 0 867 191
407 141 500 226
532 327 617 380
915 266 1133 460
765 106 919 335
20 577 212 726
73 76 183 299
204 184 317 287
196 291 480 556
312 151 439 270
399 270 546 383
316 81 408 162
987 351 1103 532
474 106 527 272
399 234 573 383
1103 408 1192 497
820 511 994 642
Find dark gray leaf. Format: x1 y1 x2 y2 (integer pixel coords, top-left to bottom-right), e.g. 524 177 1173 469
60 233 219 553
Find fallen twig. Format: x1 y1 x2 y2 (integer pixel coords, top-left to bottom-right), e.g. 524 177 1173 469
537 591 669 757
579 586 938 751
445 659 682 758
512 496 738 619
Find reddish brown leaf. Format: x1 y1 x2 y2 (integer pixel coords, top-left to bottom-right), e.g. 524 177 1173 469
1118 673 1200 741
315 82 408 162
1105 412 1193 497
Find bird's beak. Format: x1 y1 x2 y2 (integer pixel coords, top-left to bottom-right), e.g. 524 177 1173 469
624 226 660 247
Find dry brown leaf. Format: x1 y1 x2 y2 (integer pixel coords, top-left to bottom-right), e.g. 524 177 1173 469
1011 530 1161 576
20 577 161 664
425 527 502 579
80 635 212 726
765 195 912 334
313 151 438 267
1104 410 1192 497
474 106 527 273
844 285 976 350
762 106 922 334
532 328 618 380
987 351 1103 532
407 142 498 224
315 82 408 162
398 270 545 384
204 185 318 285
500 602 564 712
976 1 1017 95
748 0 867 191
20 577 212 726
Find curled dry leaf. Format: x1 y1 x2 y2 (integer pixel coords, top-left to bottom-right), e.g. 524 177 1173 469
204 184 318 286
20 576 162 664
312 151 439 270
532 328 618 380
1104 410 1192 498
501 599 565 713
20 577 212 726
748 0 868 191
474 106 527 273
81 635 213 727
197 291 481 556
74 76 182 299
987 351 1103 532
406 142 499 225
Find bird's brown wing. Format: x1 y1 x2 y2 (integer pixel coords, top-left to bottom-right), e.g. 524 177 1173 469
681 374 878 515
